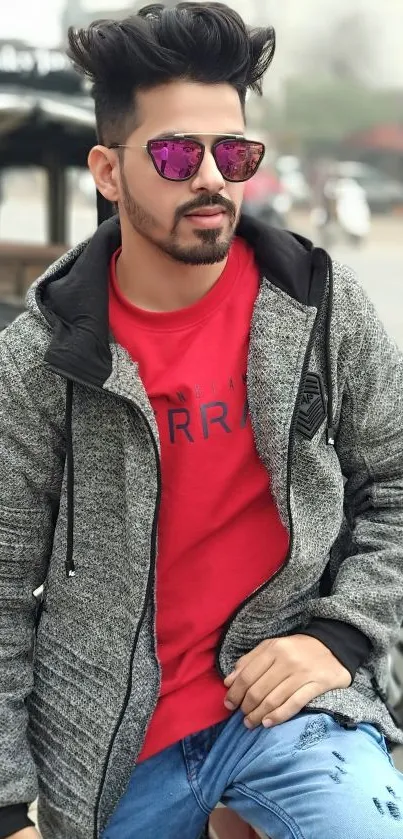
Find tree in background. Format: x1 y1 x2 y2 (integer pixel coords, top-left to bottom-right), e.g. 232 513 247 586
261 12 403 157
303 12 374 85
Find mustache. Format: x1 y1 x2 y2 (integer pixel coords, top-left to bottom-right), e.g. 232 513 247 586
174 194 237 228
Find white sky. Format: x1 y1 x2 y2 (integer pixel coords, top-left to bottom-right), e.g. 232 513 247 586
0 0 125 47
1 0 65 46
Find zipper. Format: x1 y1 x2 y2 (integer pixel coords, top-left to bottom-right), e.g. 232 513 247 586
93 412 161 839
215 256 331 678
47 364 162 839
33 583 45 636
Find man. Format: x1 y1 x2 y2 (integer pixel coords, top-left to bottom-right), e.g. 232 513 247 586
159 141 169 175
1 4 403 839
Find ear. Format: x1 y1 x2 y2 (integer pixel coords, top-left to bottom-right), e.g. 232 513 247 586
88 145 120 203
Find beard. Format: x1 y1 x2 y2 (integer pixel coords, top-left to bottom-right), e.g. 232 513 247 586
120 170 238 265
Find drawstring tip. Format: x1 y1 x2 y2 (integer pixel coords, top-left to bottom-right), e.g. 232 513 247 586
327 427 336 446
65 561 76 578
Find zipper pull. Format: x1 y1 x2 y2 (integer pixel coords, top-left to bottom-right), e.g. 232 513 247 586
33 584 44 601
327 426 336 446
65 559 76 578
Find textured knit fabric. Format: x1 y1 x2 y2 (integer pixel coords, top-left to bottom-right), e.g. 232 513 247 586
109 238 289 762
0 218 403 839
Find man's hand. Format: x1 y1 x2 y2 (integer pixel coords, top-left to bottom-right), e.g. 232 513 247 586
7 828 40 838
223 634 352 729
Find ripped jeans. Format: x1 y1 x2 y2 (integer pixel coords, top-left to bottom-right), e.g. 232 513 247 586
101 710 403 839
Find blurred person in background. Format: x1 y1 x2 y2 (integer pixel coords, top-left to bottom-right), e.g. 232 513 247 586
310 158 338 247
1 4 403 839
159 141 169 175
311 160 372 248
333 176 372 246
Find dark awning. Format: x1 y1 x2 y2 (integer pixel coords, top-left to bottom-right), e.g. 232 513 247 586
0 85 96 168
0 42 96 168
0 43 100 241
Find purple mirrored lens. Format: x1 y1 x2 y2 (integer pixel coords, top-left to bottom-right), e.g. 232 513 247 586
214 141 264 182
149 139 203 180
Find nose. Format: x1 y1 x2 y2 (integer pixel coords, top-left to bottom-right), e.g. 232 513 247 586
191 148 226 194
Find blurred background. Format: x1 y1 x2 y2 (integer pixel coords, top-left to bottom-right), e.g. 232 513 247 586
0 0 402 347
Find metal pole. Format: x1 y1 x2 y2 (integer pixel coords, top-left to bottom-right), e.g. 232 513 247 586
46 157 67 245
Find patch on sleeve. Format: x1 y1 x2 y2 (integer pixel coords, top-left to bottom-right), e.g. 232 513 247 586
296 372 326 441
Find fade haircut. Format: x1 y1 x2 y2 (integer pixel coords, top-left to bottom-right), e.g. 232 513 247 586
67 2 275 145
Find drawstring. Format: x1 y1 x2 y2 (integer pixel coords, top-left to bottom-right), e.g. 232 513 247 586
325 257 335 447
65 381 76 577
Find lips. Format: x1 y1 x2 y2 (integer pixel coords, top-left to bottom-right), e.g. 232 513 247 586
185 207 226 217
184 209 227 230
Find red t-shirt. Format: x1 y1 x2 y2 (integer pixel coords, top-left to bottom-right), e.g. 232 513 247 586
109 238 289 762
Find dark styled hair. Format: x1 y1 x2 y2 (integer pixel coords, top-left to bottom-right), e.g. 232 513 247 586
67 2 275 145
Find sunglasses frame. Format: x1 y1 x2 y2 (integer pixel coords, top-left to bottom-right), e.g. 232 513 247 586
109 134 266 183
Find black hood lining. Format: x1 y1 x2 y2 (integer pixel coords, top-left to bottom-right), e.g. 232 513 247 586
36 213 326 389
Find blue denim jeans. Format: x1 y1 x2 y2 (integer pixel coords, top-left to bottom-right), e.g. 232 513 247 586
102 710 403 839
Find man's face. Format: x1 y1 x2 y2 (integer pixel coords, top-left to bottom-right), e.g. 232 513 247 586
113 80 247 265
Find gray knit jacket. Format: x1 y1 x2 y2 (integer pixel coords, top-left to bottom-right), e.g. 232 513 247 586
1 216 403 839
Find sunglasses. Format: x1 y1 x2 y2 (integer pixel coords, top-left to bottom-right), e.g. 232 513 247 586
109 134 265 183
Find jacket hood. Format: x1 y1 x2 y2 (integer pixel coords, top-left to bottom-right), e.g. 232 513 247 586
27 213 328 390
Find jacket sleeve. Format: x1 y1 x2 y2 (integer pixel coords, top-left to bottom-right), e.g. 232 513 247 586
0 329 65 826
303 266 403 669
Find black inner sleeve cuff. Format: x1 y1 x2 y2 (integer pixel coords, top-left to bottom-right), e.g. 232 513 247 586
302 618 372 680
0 803 35 839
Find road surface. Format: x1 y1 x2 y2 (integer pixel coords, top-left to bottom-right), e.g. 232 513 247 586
289 210 403 349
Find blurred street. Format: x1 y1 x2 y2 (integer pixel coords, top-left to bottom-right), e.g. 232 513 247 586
331 239 403 350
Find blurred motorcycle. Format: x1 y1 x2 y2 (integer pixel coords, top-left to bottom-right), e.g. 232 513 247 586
312 176 371 248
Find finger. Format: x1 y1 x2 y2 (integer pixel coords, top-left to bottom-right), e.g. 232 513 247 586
239 661 291 716
223 641 271 687
262 682 321 729
224 650 277 710
243 674 315 727
242 673 298 724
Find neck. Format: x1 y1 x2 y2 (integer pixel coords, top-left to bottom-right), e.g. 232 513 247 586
115 223 229 313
